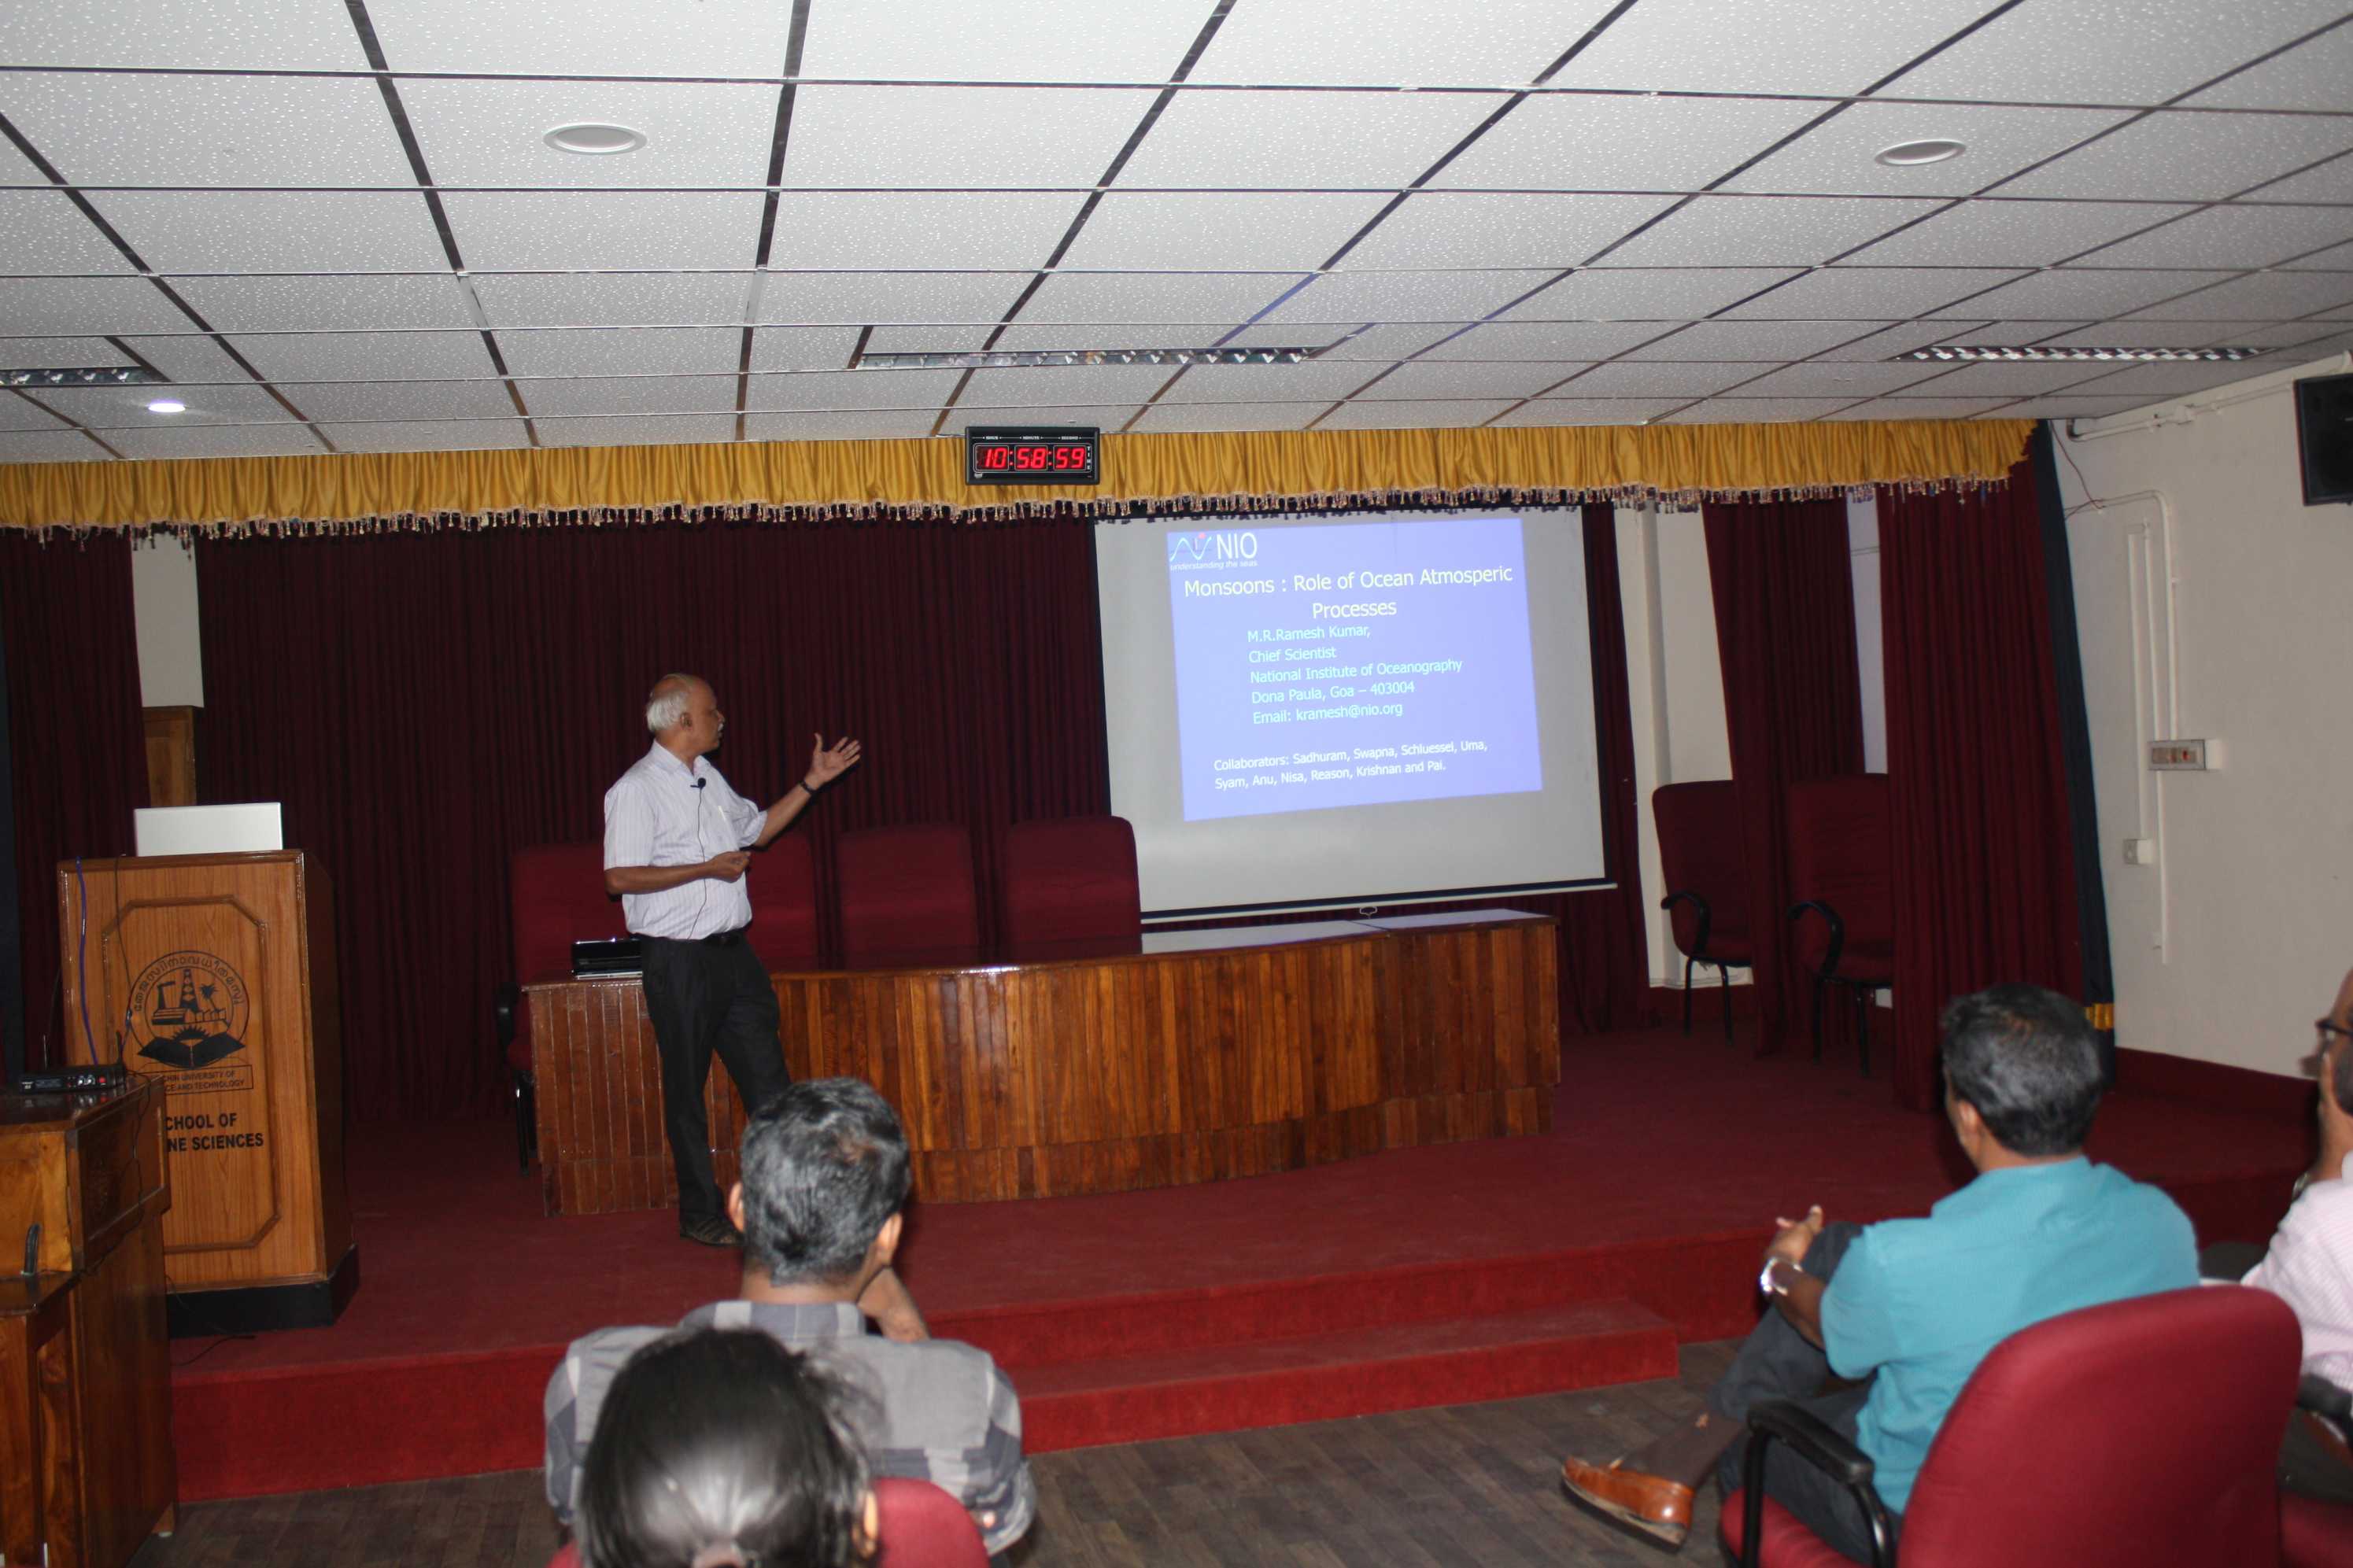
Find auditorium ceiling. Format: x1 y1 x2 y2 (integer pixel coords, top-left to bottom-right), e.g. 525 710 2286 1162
2 0 2351 463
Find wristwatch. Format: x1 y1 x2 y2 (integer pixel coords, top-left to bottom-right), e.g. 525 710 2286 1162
1758 1256 1801 1297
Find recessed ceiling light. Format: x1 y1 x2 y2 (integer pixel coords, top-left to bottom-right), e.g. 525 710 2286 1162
146 399 186 414
543 122 647 156
1875 138 1967 167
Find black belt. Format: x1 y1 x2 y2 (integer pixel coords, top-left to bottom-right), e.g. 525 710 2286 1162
645 928 747 949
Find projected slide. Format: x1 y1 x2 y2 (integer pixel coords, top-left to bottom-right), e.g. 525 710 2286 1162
1167 516 1542 821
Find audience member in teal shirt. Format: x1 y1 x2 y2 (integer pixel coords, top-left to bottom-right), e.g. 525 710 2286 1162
1561 984 2197 1562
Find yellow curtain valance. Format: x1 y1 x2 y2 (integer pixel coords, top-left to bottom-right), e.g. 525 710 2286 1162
0 419 2033 536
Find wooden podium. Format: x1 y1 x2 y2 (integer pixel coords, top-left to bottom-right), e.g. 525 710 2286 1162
57 852 354 1334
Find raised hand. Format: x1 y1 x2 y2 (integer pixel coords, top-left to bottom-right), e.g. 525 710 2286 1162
804 732 863 790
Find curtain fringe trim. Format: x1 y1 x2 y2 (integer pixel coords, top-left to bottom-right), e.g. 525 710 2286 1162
9 475 2010 541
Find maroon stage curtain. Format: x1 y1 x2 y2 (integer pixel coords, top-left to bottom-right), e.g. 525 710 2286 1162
1703 500 1866 1056
1879 467 2083 1112
195 521 1110 1120
1 531 148 1068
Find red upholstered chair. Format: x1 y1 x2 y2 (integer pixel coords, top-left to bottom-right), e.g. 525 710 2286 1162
2284 1492 2353 1568
1721 1286 2301 1568
543 1480 985 1568
745 831 821 972
1783 774 1894 1074
999 815 1143 959
837 824 982 968
1652 781 1752 1042
497 843 627 1170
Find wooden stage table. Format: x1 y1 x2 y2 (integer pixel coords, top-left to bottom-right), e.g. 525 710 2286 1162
530 908 1558 1213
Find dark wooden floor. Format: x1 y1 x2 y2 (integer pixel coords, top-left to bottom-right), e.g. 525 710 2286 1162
130 1342 1736 1568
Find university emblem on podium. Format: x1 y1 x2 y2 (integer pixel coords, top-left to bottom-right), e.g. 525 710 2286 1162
132 950 251 1069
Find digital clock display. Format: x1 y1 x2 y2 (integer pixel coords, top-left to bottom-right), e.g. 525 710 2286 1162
966 426 1101 486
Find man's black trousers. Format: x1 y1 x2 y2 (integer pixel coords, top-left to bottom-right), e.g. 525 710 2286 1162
639 932 790 1226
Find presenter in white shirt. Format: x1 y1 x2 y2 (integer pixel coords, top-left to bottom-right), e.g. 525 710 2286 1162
604 673 861 1247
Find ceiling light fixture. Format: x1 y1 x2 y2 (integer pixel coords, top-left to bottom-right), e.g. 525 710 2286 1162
543 122 648 156
146 399 187 414
1875 138 1967 167
2 365 165 387
1900 345 2267 363
859 346 1316 371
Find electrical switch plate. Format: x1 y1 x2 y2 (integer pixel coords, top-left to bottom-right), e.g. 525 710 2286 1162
2148 740 2221 771
2122 838 2156 865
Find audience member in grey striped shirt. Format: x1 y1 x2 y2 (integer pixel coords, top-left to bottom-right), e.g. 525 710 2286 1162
546 1079 1035 1555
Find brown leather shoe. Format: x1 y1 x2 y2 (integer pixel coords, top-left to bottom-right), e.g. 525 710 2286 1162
679 1214 743 1249
1561 1455 1693 1550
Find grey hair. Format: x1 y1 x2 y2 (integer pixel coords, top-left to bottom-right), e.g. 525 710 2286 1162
645 673 699 736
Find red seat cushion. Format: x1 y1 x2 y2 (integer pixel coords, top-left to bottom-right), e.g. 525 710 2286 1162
1653 780 1753 965
1717 1492 1864 1568
999 816 1142 950
873 1476 989 1566
2283 1492 2353 1568
1785 775 1892 978
837 825 981 968
745 832 820 972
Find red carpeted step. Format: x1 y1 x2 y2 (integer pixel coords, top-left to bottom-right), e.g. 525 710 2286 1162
1016 1297 1677 1452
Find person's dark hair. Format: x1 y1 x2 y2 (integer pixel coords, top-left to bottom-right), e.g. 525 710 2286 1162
1939 983 2104 1156
738 1078 911 1287
576 1327 869 1568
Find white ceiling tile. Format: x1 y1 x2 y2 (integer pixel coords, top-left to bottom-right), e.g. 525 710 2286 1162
39 382 294 425
800 1 1213 83
1238 322 1466 358
520 375 739 416
1188 0 1614 86
769 193 1090 271
1317 399 1516 428
535 414 737 448
1160 360 1388 402
1811 320 2009 359
106 425 327 459
370 0 792 76
1928 270 2237 319
497 327 739 378
281 381 523 422
86 191 449 273
1436 95 1833 194
0 134 41 185
1844 200 2196 267
1895 361 2112 395
165 275 477 334
1502 268 1808 321
1130 400 1331 433
2283 238 2353 272
1058 192 1396 271
1117 90 1502 189
0 429 107 461
0 395 66 433
759 272 1034 326
788 86 1158 188
0 278 190 336
0 0 367 71
227 330 500 382
1557 361 1760 397
865 326 996 356
2074 205 2353 269
950 403 1143 430
2060 358 2298 397
1822 397 2024 419
1994 112 2353 202
441 193 766 271
1491 398 1684 426
989 323 1225 350
2004 394 2167 417
1017 273 1302 325
318 419 531 452
1361 360 1590 400
960 365 1176 406
399 79 780 190
2242 152 2353 205
1598 196 1943 267
751 327 864 371
0 337 127 368
2125 271 2353 319
1265 269 1564 323
1886 0 2351 106
2187 21 2353 110
1721 103 2138 198
2037 320 2331 349
1552 0 1993 94
1727 361 1947 397
1617 320 1895 360
0 73 412 189
744 411 940 442
1667 397 1859 422
0 190 134 275
1419 321 1683 360
471 273 755 330
1336 193 1679 271
1722 267 2031 319
745 371 962 412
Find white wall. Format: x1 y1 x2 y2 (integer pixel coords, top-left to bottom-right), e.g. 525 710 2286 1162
130 534 203 708
1849 493 1887 773
2055 359 2353 1074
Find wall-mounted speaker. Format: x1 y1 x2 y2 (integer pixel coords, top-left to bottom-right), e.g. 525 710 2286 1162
2296 370 2353 507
